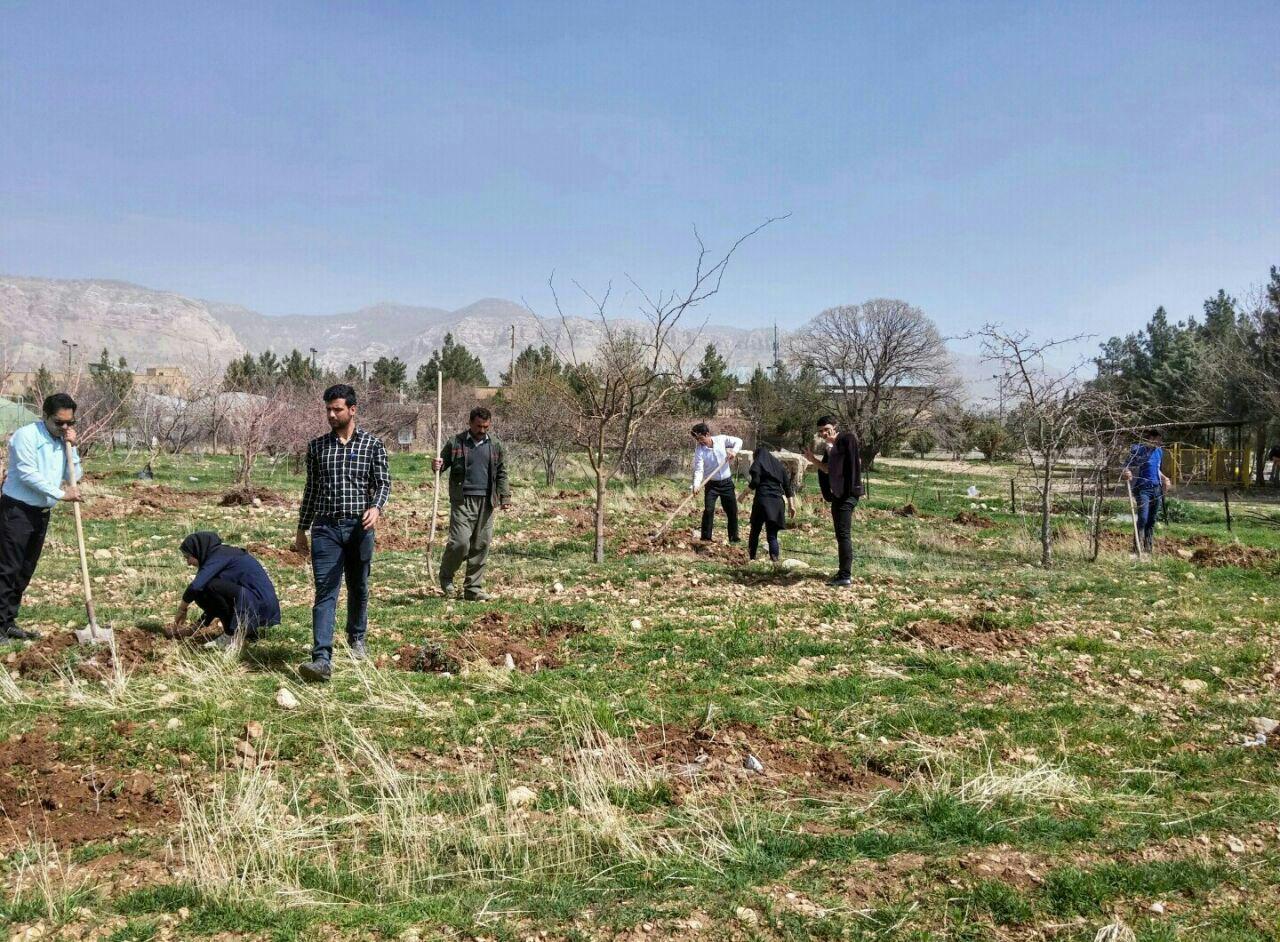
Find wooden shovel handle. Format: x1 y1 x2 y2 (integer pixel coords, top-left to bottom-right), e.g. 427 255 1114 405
650 454 733 542
64 439 99 634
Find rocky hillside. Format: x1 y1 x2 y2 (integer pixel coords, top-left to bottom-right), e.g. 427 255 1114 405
0 277 780 381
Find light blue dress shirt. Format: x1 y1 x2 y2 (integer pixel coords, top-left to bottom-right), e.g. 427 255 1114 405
2 421 82 509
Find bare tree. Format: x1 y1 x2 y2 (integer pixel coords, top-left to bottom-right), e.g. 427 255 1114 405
978 325 1094 567
500 368 579 486
791 299 955 467
535 218 783 563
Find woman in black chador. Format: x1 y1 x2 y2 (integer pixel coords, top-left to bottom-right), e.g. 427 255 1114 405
746 444 795 562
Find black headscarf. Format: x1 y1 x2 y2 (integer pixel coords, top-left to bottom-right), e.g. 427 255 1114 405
180 531 226 566
751 444 787 482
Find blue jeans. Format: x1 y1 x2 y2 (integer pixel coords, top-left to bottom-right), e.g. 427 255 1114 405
1133 482 1161 552
310 517 374 664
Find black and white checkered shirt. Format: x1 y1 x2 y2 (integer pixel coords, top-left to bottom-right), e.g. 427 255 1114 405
297 427 391 530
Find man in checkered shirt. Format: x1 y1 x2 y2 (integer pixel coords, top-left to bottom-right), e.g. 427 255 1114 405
294 384 391 682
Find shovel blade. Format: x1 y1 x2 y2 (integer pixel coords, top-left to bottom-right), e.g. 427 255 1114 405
75 624 115 646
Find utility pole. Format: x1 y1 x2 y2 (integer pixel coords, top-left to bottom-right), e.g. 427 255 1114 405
509 324 516 385
361 360 368 382
771 323 780 378
309 347 318 372
992 374 1005 419
61 339 78 380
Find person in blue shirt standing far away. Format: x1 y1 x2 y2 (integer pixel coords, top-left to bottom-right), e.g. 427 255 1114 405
690 422 743 545
172 531 282 650
0 393 83 642
1121 428 1173 556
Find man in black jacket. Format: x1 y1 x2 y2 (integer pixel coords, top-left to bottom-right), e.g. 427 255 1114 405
432 406 511 601
804 415 863 587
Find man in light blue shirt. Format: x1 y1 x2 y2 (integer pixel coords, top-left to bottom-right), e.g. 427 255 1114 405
690 422 743 544
0 393 82 641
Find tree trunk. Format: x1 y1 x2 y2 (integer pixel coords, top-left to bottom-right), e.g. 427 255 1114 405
1039 454 1053 567
593 473 607 564
543 448 557 487
1088 468 1104 562
1256 421 1268 486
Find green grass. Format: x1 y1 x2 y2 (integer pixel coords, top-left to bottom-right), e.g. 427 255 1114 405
1 451 1278 939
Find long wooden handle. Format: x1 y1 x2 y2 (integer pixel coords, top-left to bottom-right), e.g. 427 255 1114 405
1126 479 1144 560
64 440 99 635
427 369 444 557
650 454 732 542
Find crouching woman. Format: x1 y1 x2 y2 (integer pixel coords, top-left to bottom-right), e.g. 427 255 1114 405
173 532 281 649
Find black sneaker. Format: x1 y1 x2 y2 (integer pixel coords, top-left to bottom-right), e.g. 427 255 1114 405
0 625 41 641
298 660 332 683
826 575 852 587
348 639 367 660
440 579 455 597
464 589 492 602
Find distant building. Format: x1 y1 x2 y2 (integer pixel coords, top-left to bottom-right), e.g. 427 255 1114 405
0 365 190 399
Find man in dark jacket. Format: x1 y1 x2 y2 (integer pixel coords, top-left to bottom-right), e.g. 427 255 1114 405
432 406 511 601
804 415 863 587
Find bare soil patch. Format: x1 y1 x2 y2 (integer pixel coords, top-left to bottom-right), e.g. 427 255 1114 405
618 531 747 563
246 541 309 567
218 487 290 507
953 511 995 527
391 611 587 673
1189 543 1280 570
896 616 1037 653
0 726 172 849
10 628 162 679
631 721 899 795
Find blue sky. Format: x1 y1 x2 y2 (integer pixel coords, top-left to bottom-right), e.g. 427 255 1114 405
2 1 1277 356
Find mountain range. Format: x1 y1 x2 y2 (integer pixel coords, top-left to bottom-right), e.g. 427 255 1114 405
0 276 779 383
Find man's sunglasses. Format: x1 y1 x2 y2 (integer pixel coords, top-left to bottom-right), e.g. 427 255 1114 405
51 419 77 427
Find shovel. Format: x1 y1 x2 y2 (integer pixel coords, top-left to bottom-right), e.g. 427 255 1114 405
1125 478 1145 561
64 439 113 645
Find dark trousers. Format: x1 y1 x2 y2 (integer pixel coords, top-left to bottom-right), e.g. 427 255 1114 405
701 479 739 542
190 577 267 641
0 495 51 631
831 496 857 579
1133 483 1161 553
310 517 374 664
748 518 781 561
747 501 778 558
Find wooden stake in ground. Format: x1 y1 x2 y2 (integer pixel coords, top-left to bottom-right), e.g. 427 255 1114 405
650 455 732 542
425 368 444 580
1126 479 1145 560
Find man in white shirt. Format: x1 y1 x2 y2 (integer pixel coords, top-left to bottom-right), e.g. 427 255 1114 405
690 422 742 544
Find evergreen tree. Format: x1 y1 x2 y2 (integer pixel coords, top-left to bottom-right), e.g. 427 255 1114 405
371 356 408 392
23 364 55 404
256 350 280 378
223 353 259 390
416 333 488 396
281 348 318 386
500 344 560 385
343 363 361 383
688 343 735 415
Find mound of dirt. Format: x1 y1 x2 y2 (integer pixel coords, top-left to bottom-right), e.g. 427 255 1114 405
895 503 918 517
0 726 171 849
953 511 995 527
395 612 587 674
631 721 899 795
618 532 747 563
11 628 162 679
218 487 289 507
1190 544 1280 570
246 542 308 567
896 618 1033 653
